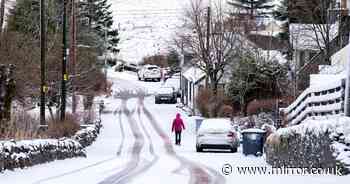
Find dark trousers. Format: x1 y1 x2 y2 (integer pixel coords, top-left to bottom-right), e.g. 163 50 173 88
175 131 182 145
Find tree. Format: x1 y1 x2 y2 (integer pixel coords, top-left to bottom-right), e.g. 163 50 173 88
226 52 289 115
0 65 15 136
273 0 288 40
79 0 119 53
176 0 241 94
6 0 61 38
227 0 274 19
289 0 335 64
2 0 108 121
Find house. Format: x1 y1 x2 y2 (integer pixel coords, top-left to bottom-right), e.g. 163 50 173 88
180 66 206 115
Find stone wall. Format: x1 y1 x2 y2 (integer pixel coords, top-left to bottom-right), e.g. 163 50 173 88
0 122 101 172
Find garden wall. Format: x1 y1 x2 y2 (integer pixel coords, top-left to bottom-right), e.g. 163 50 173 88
0 122 101 172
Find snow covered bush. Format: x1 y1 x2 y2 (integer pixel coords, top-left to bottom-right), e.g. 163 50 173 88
233 112 276 131
0 122 102 172
73 123 102 148
0 138 85 172
265 117 350 175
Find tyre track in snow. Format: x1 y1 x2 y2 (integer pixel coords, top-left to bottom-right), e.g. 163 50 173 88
33 105 125 184
99 98 158 184
138 96 226 184
115 109 125 156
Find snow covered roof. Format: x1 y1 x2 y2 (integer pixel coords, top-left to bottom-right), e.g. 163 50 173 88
182 66 206 84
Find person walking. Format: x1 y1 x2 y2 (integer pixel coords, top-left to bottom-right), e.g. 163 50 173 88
172 113 185 145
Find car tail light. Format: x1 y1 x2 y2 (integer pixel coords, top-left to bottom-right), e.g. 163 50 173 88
227 131 235 138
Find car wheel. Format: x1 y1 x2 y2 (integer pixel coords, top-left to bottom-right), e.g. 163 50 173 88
230 147 237 153
155 99 159 104
172 98 177 104
196 146 202 152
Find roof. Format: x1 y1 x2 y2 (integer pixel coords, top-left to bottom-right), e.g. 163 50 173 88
182 66 206 84
246 34 288 51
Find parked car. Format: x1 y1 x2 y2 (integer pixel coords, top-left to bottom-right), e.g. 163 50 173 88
163 67 171 79
124 63 138 72
138 65 161 81
196 119 239 153
155 87 177 104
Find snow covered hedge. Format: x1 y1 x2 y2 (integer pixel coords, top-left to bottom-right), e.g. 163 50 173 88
0 122 102 172
265 117 350 175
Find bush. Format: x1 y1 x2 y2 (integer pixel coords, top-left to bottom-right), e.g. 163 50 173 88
246 98 276 115
196 88 233 118
266 131 338 170
196 88 212 118
47 114 80 138
218 105 233 118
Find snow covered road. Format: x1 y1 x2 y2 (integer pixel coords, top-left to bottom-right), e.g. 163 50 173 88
1 71 350 184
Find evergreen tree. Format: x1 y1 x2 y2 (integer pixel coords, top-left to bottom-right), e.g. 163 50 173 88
80 0 119 53
226 52 288 115
227 0 275 19
273 0 290 58
7 0 60 37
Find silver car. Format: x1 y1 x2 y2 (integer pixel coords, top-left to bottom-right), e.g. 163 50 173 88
137 65 161 81
155 87 177 104
196 119 239 153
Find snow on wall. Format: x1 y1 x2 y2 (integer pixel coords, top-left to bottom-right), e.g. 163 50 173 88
0 123 101 172
284 77 346 125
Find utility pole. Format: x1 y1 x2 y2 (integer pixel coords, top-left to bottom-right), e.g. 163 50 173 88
206 5 211 87
104 21 108 92
70 0 77 114
40 0 46 125
61 0 68 121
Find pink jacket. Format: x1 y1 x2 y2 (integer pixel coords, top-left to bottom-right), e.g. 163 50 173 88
172 113 185 132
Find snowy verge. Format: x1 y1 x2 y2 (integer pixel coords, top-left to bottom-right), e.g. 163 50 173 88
0 121 102 172
265 117 350 175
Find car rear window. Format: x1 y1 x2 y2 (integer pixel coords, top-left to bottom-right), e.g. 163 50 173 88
158 88 173 93
147 67 158 70
198 119 233 134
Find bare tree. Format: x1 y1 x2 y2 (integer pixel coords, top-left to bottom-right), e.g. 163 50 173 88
290 0 337 63
176 0 242 94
